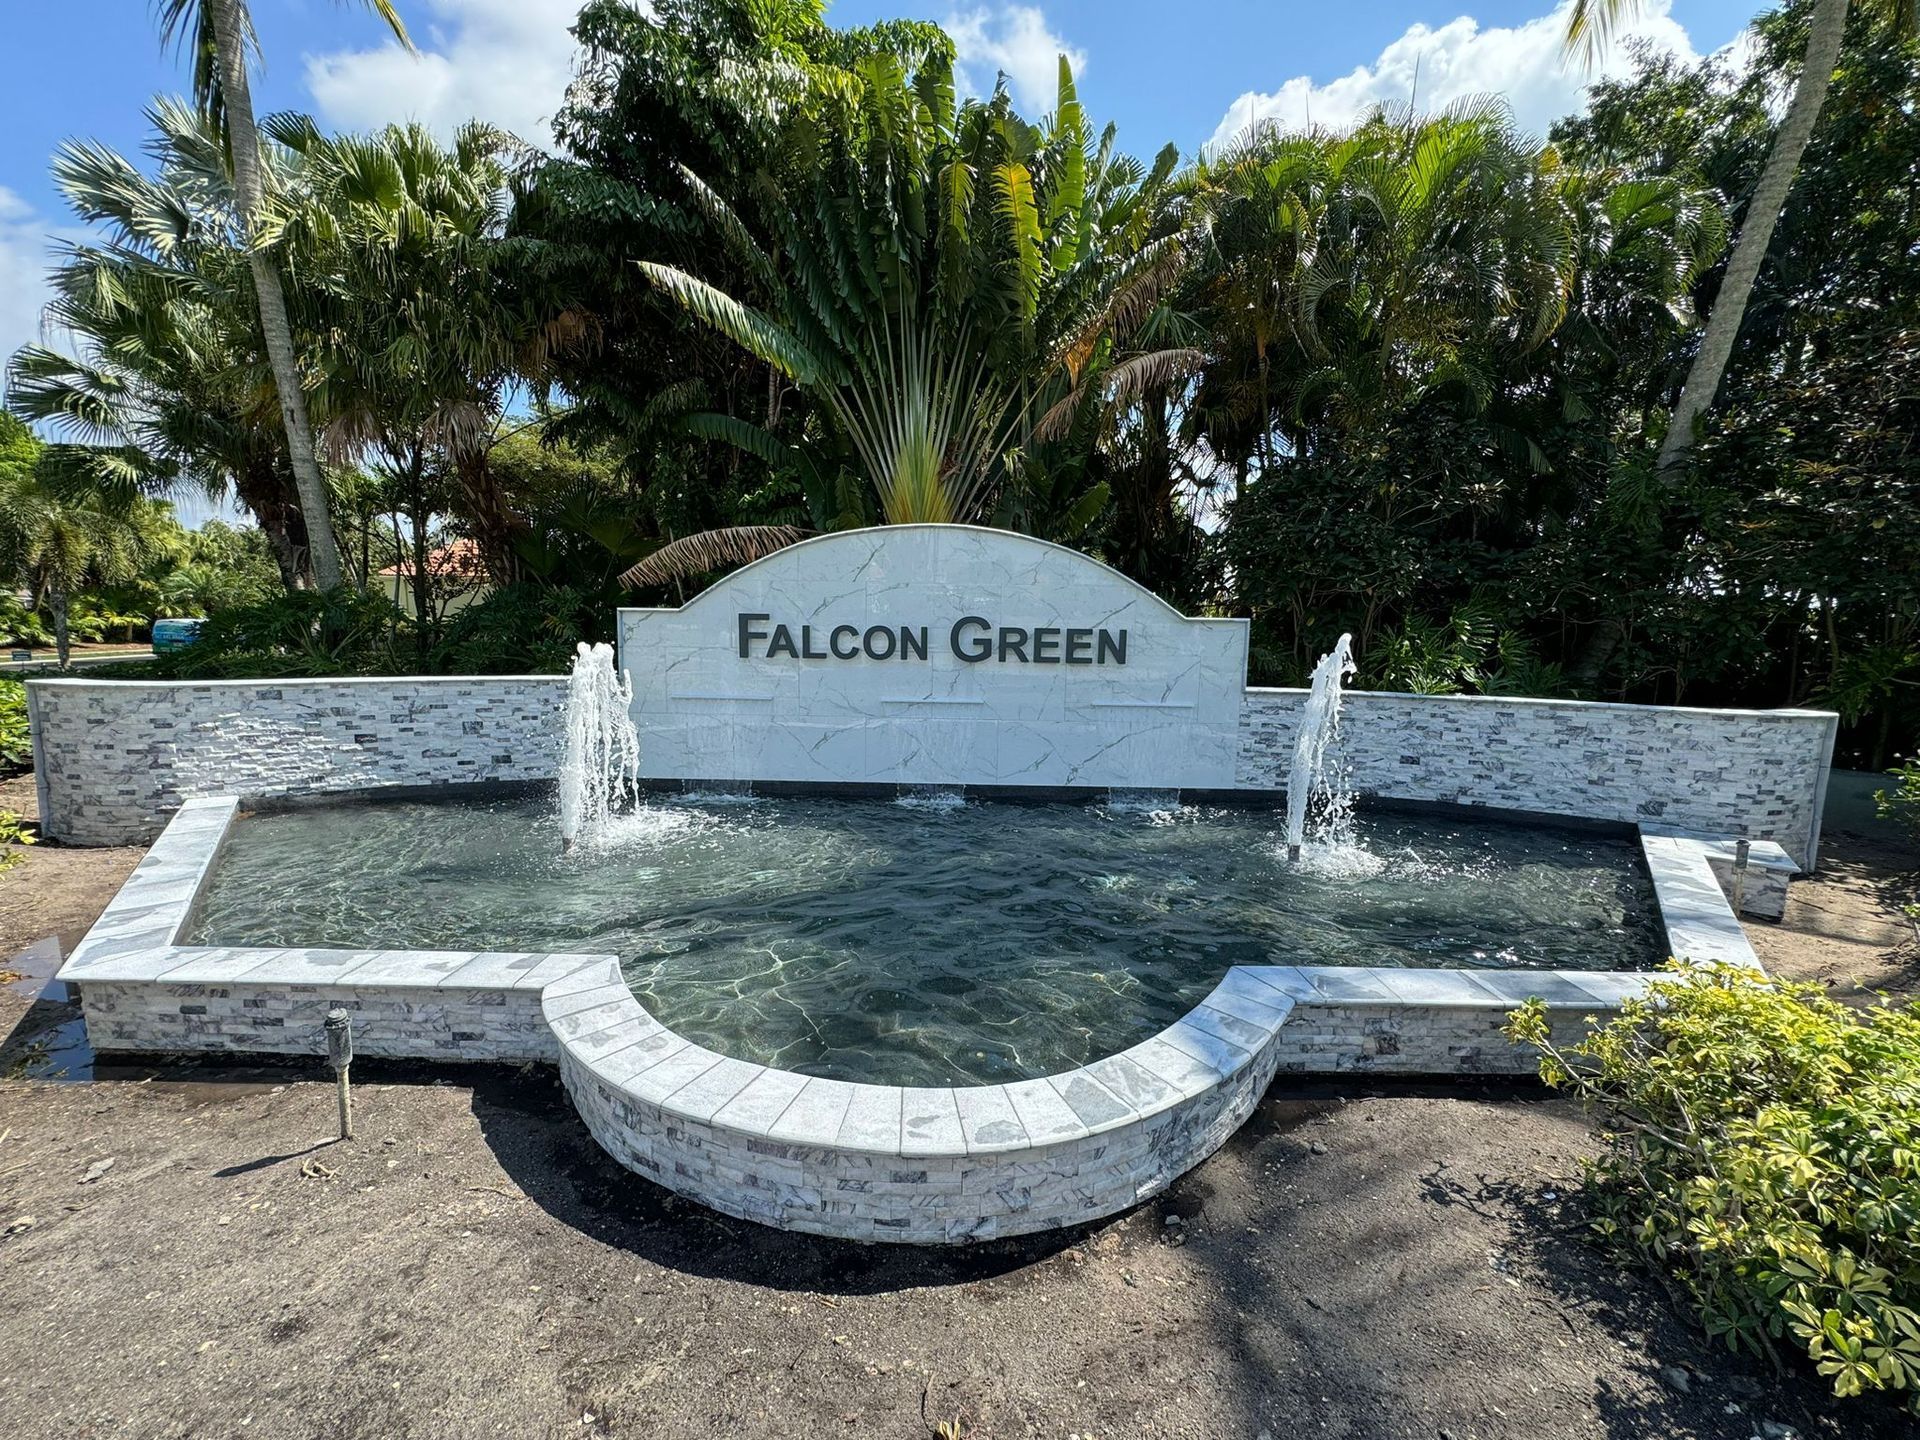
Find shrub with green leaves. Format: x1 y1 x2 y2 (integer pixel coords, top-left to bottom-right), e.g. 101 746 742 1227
0 678 29 777
430 583 607 675
1507 964 1920 1412
149 588 410 679
1880 758 1920 843
0 808 34 872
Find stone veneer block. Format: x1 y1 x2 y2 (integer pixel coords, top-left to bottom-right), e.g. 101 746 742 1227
1374 969 1507 1007
588 1030 686 1086
1183 1002 1275 1053
712 1067 811 1135
1084 1052 1183 1113
1157 1018 1250 1075
628 1043 724 1104
1047 1070 1134 1133
666 1057 763 1121
442 952 604 992
1002 1078 1085 1145
541 962 624 1002
1115 1036 1221 1097
1641 833 1765 968
1200 974 1294 1028
154 947 280 984
348 951 481 987
770 1079 856 1146
567 1014 662 1064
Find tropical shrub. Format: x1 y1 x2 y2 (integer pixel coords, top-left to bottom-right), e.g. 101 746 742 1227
0 679 29 776
148 588 410 679
0 808 35 872
1880 759 1920 843
431 584 608 675
1507 965 1920 1413
0 595 53 650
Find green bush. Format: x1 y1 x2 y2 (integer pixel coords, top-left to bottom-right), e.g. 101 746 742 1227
1507 965 1920 1412
0 807 34 871
0 679 28 776
0 594 52 650
431 583 608 675
1880 758 1920 843
148 588 411 679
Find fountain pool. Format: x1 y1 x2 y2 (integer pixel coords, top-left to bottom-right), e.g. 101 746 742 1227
185 792 1662 1086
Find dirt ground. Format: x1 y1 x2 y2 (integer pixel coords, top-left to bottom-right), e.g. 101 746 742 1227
1746 825 1920 999
1 792 1917 1440
0 773 144 965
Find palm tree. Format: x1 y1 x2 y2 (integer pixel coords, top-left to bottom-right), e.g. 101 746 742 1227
625 56 1191 582
7 100 316 589
155 0 412 590
265 117 586 586
1565 0 1878 472
1188 101 1587 473
0 459 156 669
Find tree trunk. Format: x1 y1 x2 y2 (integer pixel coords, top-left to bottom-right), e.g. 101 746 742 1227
1655 0 1851 474
452 443 523 585
405 450 433 664
50 583 70 670
232 457 312 591
208 0 345 590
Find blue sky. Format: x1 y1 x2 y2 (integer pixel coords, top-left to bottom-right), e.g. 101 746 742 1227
2 0 1763 393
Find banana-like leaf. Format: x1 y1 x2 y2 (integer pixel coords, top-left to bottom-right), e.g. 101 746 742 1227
635 261 830 385
683 412 793 468
1058 480 1111 537
995 161 1042 320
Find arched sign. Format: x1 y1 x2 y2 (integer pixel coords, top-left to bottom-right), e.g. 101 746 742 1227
616 525 1249 789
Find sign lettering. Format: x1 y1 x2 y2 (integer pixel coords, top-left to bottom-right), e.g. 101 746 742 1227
736 613 1129 666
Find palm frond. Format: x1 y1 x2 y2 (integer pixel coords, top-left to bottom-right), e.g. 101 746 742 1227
619 525 812 589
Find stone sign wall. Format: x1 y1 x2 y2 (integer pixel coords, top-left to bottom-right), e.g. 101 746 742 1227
1239 689 1837 868
26 526 1837 862
616 526 1251 791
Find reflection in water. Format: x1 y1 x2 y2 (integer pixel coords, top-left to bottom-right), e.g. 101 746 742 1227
188 795 1661 1086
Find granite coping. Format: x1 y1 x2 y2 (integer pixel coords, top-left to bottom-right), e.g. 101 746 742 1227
1638 832 1764 970
61 794 1772 1169
1640 827 1801 876
1243 686 1836 724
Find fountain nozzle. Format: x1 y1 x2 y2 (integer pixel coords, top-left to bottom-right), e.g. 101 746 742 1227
1287 843 1301 863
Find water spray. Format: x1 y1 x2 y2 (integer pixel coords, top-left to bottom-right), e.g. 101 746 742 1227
557 641 640 851
1284 634 1357 863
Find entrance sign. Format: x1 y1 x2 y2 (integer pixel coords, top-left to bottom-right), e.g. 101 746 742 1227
616 525 1249 789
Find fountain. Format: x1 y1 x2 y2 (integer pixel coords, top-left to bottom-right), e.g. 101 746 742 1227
1285 633 1358 862
557 642 640 850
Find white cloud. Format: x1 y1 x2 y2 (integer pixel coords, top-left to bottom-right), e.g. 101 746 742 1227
304 0 587 145
0 187 64 386
1206 0 1704 153
946 6 1085 112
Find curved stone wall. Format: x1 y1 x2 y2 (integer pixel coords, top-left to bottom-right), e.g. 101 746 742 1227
546 958 1298 1244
